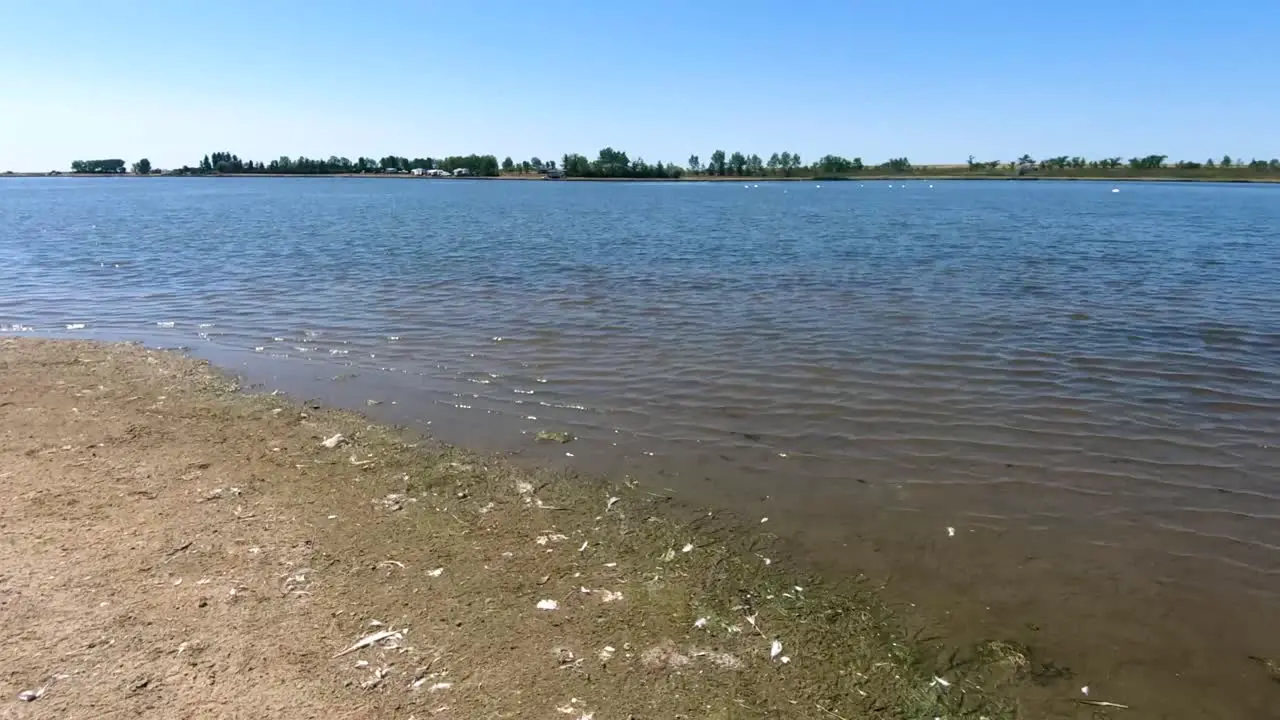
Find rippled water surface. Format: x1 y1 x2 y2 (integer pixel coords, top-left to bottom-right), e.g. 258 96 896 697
3 177 1280 716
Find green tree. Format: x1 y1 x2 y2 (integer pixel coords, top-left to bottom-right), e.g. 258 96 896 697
687 154 700 174
594 147 630 176
530 157 542 171
131 158 152 175
1221 154 1233 167
767 153 780 174
71 159 127 173
562 153 592 177
502 157 515 172
709 150 726 176
1127 155 1167 170
778 151 793 176
728 152 746 176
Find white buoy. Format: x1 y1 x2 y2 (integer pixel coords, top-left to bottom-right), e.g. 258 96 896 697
1111 188 1120 193
929 184 934 188
816 184 821 189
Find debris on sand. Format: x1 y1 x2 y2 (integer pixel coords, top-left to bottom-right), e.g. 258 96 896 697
1248 655 1280 682
360 666 391 690
333 629 403 658
599 590 624 603
1075 699 1130 709
640 641 740 670
374 493 413 511
536 599 559 611
555 698 594 718
321 433 346 449
17 686 46 702
535 430 574 444
771 639 783 659
605 496 620 512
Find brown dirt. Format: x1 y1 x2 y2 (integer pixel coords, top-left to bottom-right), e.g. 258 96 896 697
0 339 1020 719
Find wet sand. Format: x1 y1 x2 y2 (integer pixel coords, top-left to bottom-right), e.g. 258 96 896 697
216 344 1280 720
0 338 1030 718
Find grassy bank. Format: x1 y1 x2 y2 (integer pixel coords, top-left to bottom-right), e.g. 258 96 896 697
0 338 1043 718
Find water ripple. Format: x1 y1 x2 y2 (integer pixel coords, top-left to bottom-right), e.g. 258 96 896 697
3 176 1280 589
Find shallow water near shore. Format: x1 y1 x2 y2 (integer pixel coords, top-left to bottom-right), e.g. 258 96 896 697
3 176 1279 716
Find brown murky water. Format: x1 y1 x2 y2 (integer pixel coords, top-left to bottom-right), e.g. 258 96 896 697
3 177 1279 716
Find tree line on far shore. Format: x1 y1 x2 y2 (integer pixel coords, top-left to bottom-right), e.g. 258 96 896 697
63 149 1280 179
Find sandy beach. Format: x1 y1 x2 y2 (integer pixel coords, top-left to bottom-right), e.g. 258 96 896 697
0 338 1035 719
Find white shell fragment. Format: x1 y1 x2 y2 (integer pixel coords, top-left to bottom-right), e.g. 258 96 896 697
17 687 45 702
333 629 401 658
320 433 346 449
536 599 559 611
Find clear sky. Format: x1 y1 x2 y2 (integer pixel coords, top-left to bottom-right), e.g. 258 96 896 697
1 1 1276 171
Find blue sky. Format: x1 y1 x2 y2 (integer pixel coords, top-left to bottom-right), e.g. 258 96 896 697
1 1 1276 171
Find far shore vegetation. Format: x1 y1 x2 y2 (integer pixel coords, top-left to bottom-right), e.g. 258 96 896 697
15 150 1280 183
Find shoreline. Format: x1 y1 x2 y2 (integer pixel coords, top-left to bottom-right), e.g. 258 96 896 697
4 171 1280 184
0 338 1030 718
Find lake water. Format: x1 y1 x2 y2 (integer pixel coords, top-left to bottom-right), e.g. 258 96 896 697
3 177 1279 717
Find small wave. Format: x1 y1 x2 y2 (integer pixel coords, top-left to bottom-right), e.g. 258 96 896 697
65 323 86 330
156 321 175 328
538 401 589 411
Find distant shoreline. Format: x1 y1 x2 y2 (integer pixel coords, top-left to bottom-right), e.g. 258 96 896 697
4 171 1279 184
